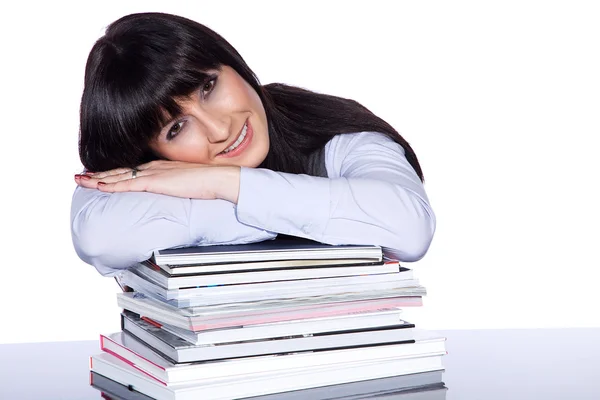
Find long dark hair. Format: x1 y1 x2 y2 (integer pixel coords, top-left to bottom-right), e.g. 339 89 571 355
80 12 424 181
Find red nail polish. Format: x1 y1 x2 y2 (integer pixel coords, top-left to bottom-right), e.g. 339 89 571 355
98 182 106 186
77 174 91 180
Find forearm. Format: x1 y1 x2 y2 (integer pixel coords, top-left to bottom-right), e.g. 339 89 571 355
235 168 435 261
235 131 435 261
71 186 275 276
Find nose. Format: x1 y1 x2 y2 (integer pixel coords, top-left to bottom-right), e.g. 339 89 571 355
201 112 231 144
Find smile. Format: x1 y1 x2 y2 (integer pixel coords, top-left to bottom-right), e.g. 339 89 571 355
218 119 253 158
222 123 247 153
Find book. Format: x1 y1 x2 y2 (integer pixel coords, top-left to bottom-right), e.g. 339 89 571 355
90 370 446 400
92 235 443 398
133 260 405 290
244 381 447 400
119 269 424 307
119 297 414 332
118 313 423 363
117 291 423 321
156 312 414 346
90 351 445 399
92 371 155 400
99 330 446 385
126 308 412 345
152 237 382 267
156 258 385 276
119 295 417 332
242 376 447 400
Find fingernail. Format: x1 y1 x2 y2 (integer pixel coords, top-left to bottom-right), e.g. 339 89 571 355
75 174 91 180
97 182 106 186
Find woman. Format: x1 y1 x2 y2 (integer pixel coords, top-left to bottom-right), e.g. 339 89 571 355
72 12 436 277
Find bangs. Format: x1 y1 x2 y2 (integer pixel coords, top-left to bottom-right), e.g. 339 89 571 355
111 65 217 140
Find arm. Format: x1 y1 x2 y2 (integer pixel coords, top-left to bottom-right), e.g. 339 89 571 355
235 131 436 261
71 188 276 276
72 131 433 276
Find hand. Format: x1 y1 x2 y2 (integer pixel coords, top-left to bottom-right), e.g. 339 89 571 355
74 160 241 203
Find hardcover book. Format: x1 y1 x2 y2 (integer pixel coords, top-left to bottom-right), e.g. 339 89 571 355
152 237 382 267
119 268 424 308
118 311 424 363
133 260 404 290
99 329 446 384
90 370 446 400
118 294 421 332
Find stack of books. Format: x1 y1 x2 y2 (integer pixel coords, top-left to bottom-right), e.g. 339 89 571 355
89 236 447 399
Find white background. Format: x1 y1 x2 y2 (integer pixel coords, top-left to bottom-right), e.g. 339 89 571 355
0 0 598 344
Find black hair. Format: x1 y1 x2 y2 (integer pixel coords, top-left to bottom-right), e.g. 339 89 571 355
79 12 424 181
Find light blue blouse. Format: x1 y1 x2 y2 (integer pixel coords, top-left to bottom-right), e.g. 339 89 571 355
71 131 436 276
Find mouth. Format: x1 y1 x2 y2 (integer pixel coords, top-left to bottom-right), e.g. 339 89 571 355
217 119 253 158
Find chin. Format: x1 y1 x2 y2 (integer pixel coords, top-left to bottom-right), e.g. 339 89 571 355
242 155 266 169
243 145 269 168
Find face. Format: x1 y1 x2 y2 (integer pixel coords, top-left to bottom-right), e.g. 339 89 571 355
150 66 269 168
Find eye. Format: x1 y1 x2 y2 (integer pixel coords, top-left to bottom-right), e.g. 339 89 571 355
166 121 184 141
201 77 217 98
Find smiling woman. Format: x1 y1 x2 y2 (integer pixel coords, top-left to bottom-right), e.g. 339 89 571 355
72 12 436 277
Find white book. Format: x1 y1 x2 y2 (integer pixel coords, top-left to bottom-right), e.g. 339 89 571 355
157 311 411 345
157 258 385 276
117 291 423 318
118 293 421 332
126 269 414 299
90 370 446 400
90 351 445 399
120 313 420 362
120 269 424 307
99 330 446 385
152 238 382 267
133 261 405 290
117 288 423 317
123 307 405 342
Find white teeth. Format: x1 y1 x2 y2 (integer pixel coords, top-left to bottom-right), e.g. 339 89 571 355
222 123 247 154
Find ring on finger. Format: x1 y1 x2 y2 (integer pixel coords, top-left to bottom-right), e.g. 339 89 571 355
131 168 138 179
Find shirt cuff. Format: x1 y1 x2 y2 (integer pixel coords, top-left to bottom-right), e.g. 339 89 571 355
236 168 332 238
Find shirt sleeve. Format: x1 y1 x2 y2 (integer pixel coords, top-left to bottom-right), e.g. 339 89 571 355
71 187 276 276
235 131 436 262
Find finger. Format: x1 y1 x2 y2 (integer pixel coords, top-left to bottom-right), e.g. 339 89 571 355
97 176 150 193
135 160 166 171
136 160 184 171
92 170 139 184
136 160 196 171
91 167 136 179
135 161 154 171
74 174 98 189
98 168 166 184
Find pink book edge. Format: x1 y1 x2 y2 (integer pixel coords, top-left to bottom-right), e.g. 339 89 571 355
187 298 422 331
100 334 168 386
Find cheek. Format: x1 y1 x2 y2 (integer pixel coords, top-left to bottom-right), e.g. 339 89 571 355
236 78 265 117
158 140 212 163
